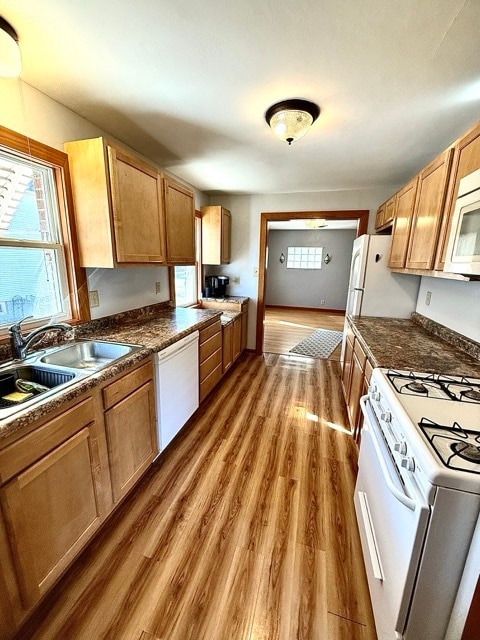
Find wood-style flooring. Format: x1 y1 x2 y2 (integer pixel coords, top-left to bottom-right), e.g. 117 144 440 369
263 307 345 360
18 353 376 640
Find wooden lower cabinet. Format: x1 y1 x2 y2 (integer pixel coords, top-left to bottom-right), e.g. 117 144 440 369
104 367 157 503
0 356 158 639
341 323 373 442
222 322 233 373
199 319 223 402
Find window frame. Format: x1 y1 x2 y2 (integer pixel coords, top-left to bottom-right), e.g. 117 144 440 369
0 124 90 339
171 211 203 307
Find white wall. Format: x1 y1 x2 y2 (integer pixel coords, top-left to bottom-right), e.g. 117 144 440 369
1 78 208 318
416 277 480 342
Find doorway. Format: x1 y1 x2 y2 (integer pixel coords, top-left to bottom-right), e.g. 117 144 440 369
256 210 368 355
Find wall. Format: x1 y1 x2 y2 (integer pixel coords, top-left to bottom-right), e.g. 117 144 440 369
0 78 208 318
265 229 357 309
416 277 480 343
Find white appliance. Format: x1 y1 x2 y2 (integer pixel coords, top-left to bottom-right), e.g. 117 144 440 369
155 331 199 452
444 167 480 276
346 234 420 318
355 368 480 640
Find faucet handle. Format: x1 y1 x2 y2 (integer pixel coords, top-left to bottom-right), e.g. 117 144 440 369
9 315 33 332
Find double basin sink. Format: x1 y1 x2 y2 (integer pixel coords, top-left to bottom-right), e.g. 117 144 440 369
0 340 142 419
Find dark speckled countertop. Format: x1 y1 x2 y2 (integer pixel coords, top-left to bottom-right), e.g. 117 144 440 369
0 307 222 439
350 315 480 378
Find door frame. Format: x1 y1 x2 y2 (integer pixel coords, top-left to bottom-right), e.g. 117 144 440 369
256 210 369 354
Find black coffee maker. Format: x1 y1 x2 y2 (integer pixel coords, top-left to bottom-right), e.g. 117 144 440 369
204 275 229 298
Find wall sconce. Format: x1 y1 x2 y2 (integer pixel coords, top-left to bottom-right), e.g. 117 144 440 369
0 17 21 77
324 253 332 264
279 252 286 264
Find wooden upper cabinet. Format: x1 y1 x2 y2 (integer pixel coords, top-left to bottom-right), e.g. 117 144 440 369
201 205 232 264
163 176 195 264
405 148 454 270
64 137 166 268
388 178 418 268
374 203 385 230
435 121 480 270
384 196 396 226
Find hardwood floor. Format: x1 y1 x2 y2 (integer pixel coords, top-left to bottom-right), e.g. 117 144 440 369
263 307 345 360
17 353 376 640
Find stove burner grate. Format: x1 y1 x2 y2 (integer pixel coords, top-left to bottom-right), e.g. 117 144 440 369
451 442 480 464
405 381 428 394
461 388 480 402
386 370 480 404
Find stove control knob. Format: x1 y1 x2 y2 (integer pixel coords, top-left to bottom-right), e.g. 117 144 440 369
381 411 392 423
371 391 381 401
401 457 415 472
394 441 407 456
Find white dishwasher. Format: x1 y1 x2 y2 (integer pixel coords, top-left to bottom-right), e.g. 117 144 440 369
155 331 199 452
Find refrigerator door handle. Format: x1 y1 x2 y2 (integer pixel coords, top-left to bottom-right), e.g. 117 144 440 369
353 287 365 291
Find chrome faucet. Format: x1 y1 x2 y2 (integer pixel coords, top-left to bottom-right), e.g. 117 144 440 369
8 316 73 360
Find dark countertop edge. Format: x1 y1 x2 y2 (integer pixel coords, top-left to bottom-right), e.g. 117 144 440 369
0 310 222 440
411 312 480 360
200 296 249 304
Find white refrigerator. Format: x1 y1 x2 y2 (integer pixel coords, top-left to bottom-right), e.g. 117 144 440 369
346 234 420 318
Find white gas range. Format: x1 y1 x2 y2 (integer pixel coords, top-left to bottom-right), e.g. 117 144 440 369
354 367 480 640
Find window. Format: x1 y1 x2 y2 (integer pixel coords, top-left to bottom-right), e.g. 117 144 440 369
174 214 202 306
0 125 88 333
286 246 323 269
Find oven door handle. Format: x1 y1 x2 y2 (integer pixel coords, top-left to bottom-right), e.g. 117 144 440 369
360 395 417 512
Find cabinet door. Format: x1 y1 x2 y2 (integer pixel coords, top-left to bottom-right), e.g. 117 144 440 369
435 122 480 270
388 178 418 268
222 323 233 373
108 146 166 264
375 203 385 230
347 350 365 431
105 381 157 503
384 196 396 226
0 427 102 607
241 310 248 352
163 177 195 264
221 208 232 263
341 335 354 401
232 317 241 361
406 149 453 270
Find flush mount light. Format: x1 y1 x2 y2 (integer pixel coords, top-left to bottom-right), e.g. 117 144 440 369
305 219 327 229
265 99 320 145
0 17 21 77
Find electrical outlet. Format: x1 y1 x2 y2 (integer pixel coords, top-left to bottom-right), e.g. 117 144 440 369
89 290 100 308
320 299 325 305
155 281 162 294
425 291 432 306
232 276 241 285
253 267 259 277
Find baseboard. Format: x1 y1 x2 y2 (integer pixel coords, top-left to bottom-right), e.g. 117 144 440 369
265 304 345 314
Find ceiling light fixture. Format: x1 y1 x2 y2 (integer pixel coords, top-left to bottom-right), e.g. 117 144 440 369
304 219 327 229
265 99 320 145
0 17 21 77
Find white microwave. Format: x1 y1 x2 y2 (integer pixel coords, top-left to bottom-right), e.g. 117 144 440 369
444 167 480 276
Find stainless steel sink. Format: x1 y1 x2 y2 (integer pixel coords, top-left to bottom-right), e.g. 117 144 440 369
0 363 80 417
40 340 141 370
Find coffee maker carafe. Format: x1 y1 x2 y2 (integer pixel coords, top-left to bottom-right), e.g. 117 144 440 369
204 275 229 298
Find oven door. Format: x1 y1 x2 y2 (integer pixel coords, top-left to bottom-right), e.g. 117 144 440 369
354 396 430 640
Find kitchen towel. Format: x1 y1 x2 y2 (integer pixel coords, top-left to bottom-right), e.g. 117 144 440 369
289 329 343 359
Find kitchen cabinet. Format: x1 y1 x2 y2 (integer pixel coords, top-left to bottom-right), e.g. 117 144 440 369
200 299 249 353
374 195 395 231
65 137 166 268
201 205 232 264
103 360 158 503
388 177 418 268
405 149 453 270
199 319 223 402
435 121 480 270
222 315 242 374
163 176 195 264
341 325 354 400
374 203 385 230
0 397 108 610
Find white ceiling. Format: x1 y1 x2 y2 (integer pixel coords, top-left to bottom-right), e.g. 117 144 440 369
269 220 357 230
3 0 480 195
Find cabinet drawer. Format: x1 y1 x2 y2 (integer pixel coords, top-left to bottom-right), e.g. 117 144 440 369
200 347 222 382
199 320 222 344
103 360 153 410
199 331 222 362
0 397 95 483
200 364 222 402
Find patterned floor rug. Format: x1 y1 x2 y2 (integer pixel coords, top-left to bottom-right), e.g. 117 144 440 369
289 329 344 359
